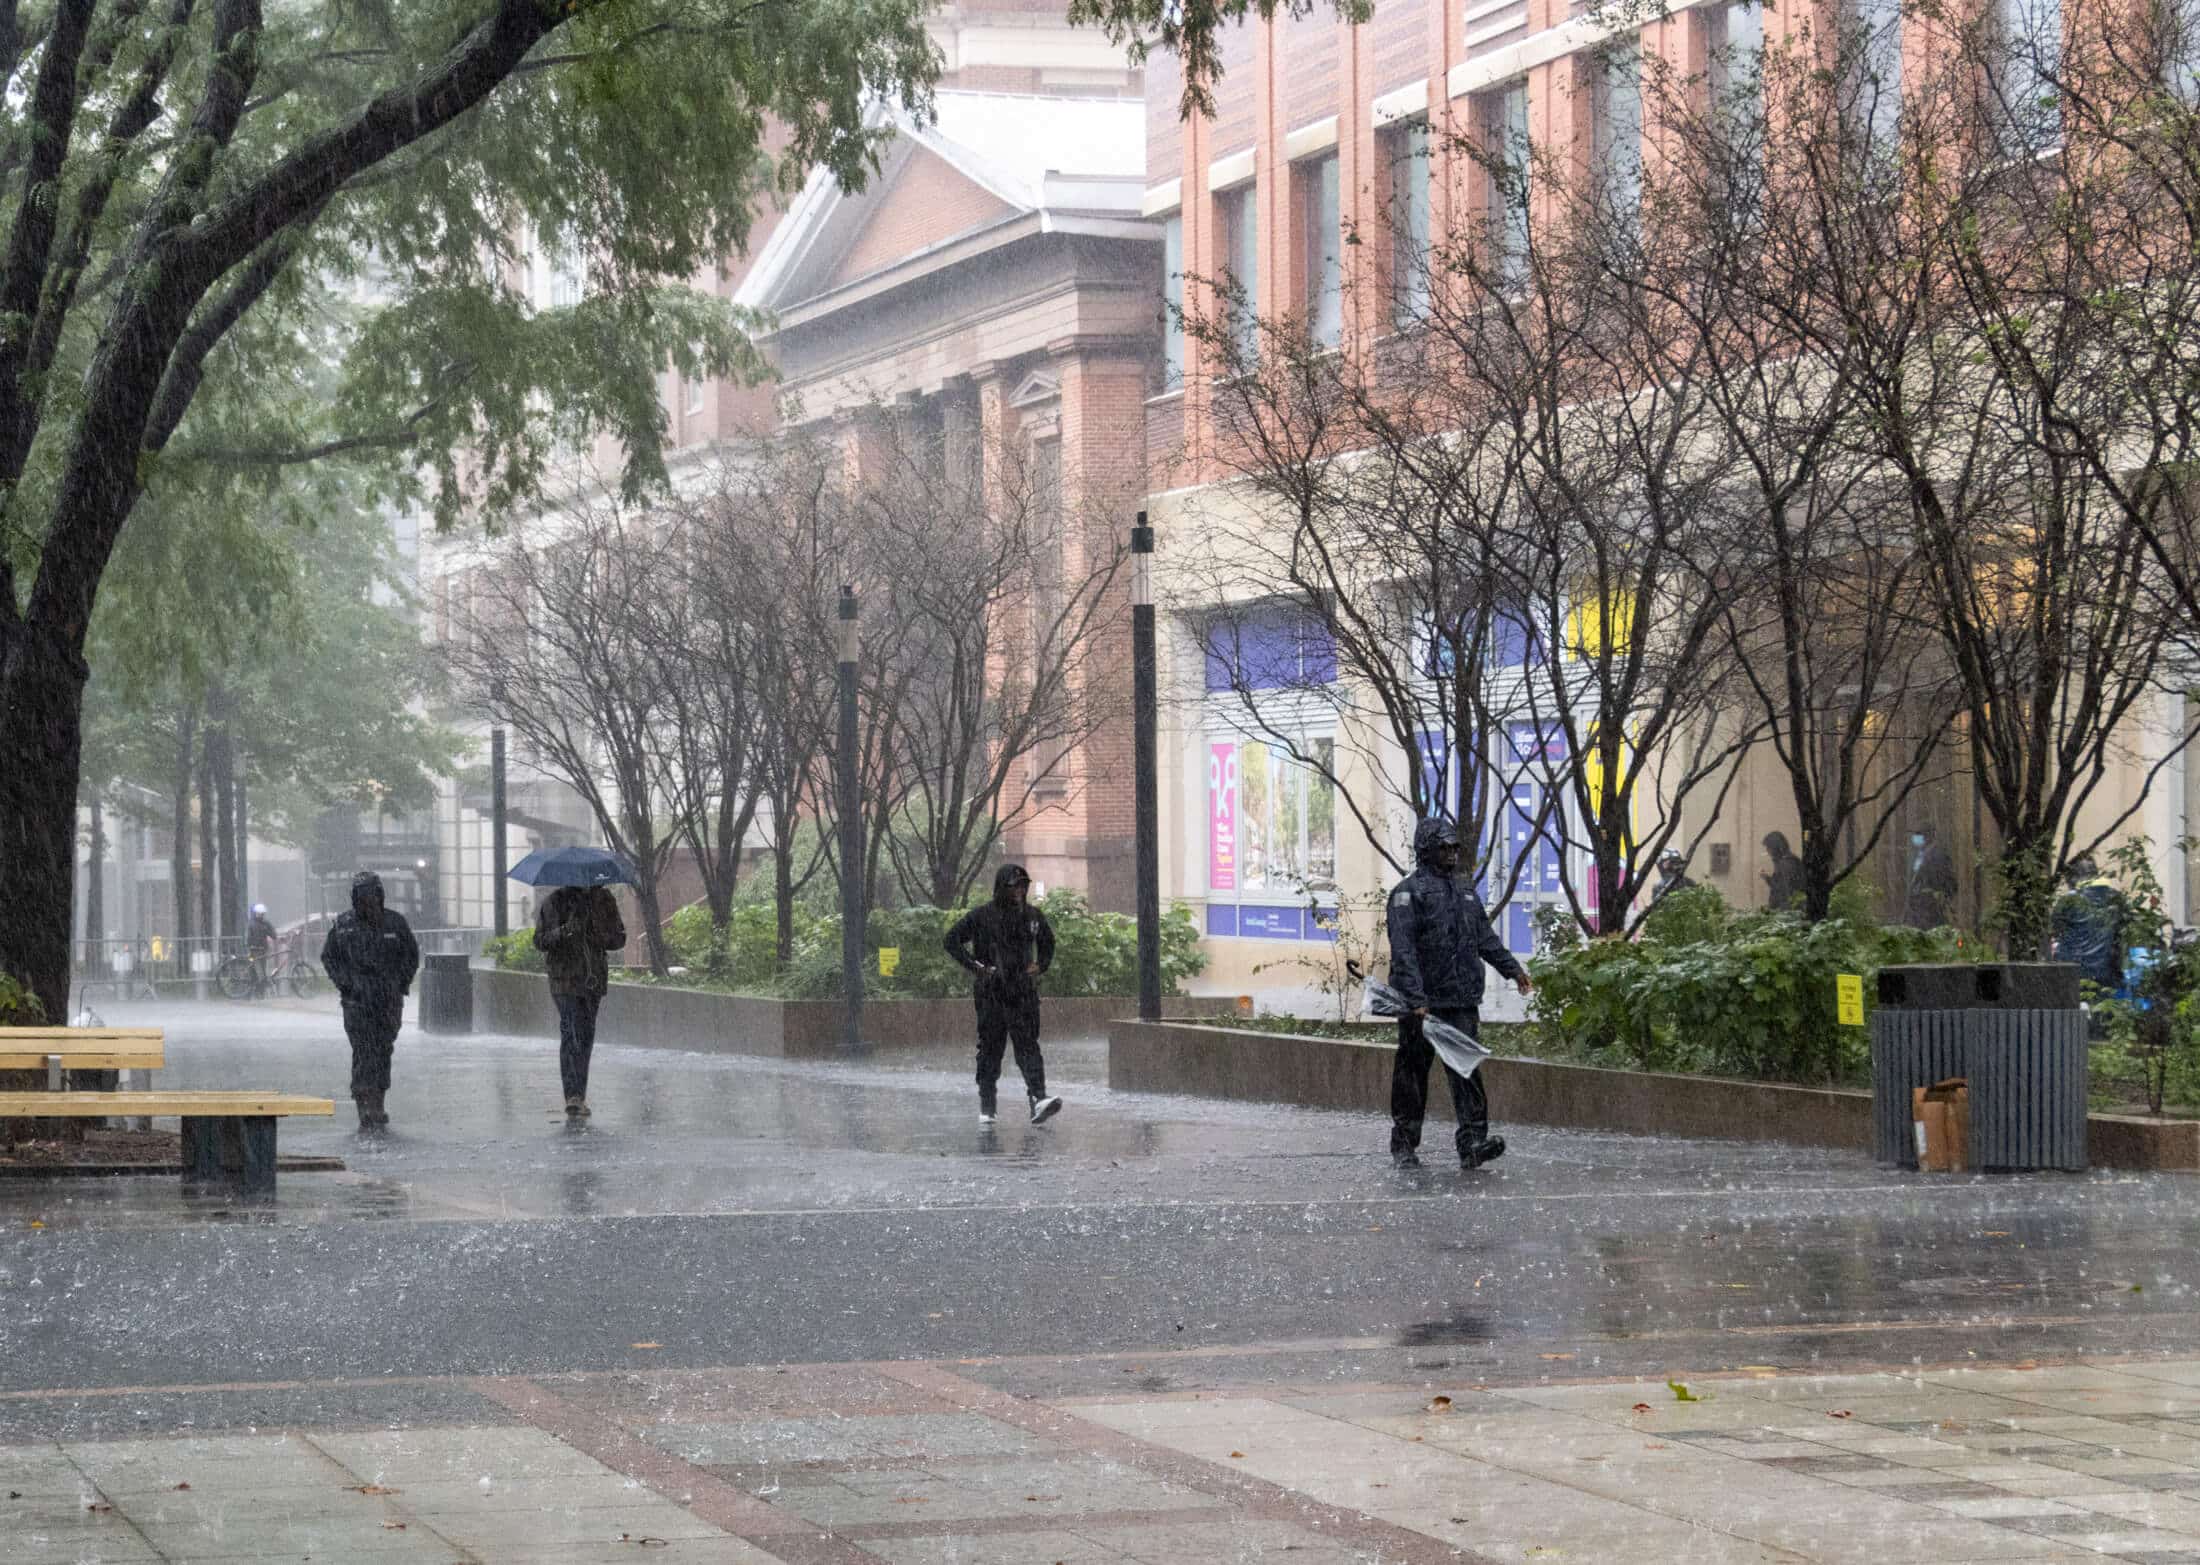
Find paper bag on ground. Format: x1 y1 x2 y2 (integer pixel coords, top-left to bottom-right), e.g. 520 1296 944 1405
1912 1078 1970 1173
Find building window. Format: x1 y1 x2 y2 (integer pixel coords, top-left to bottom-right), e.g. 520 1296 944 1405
1593 45 1644 230
1480 82 1530 291
685 376 705 414
1848 0 1903 149
2167 0 2200 102
1706 3 1766 210
1994 0 2063 149
1388 120 1432 325
1205 735 1338 939
1162 213 1184 388
1201 603 1338 692
1218 183 1259 367
1031 438 1069 794
1300 152 1342 348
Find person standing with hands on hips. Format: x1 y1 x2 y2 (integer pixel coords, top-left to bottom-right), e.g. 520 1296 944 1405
1386 818 1532 1170
944 864 1064 1126
534 883 627 1118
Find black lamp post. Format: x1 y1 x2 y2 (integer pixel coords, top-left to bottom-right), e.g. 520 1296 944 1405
1132 515 1161 1023
490 679 508 940
837 585 864 1055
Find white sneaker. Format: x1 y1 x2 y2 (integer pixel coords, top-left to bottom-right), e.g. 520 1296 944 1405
1029 1094 1063 1125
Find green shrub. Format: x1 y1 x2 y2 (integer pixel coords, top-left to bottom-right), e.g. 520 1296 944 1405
1529 892 1969 1086
0 973 44 1026
482 931 544 973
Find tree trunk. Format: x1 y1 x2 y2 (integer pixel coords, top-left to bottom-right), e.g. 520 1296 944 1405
774 832 796 970
212 718 236 948
633 871 672 977
1998 837 2057 961
196 721 215 944
233 760 248 933
83 799 105 949
0 621 92 1022
172 706 195 941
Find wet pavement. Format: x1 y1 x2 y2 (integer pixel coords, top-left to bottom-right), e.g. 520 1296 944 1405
5 998 2200 1562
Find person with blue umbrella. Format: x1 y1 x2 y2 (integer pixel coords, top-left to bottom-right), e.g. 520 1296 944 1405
514 847 632 1117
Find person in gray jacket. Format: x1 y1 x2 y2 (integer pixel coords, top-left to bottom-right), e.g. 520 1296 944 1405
1385 819 1532 1169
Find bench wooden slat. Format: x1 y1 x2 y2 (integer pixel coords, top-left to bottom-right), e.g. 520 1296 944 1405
0 1051 164 1070
0 1092 331 1117
0 1028 165 1041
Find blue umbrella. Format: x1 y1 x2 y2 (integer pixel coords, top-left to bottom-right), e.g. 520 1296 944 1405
507 845 637 888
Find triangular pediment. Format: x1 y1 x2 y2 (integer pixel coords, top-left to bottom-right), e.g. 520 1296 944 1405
823 146 1020 292
1007 369 1062 409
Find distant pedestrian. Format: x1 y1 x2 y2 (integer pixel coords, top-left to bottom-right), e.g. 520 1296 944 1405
1904 825 1958 928
2053 856 2127 994
533 884 627 1118
1385 818 1531 1170
1762 833 1805 914
246 902 278 990
944 864 1063 1126
319 872 420 1131
1650 849 1696 908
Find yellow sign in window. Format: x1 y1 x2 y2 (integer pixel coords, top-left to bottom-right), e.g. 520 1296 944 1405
878 947 900 978
1836 973 1865 1027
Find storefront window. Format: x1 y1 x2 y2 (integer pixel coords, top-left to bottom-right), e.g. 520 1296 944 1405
1206 736 1337 939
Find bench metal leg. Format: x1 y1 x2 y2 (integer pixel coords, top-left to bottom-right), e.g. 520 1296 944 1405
180 1117 222 1183
238 1117 278 1193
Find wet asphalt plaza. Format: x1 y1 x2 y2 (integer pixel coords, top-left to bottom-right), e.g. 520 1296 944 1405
10 1002 2200 1561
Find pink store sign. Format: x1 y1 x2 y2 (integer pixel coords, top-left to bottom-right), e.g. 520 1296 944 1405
1208 741 1239 892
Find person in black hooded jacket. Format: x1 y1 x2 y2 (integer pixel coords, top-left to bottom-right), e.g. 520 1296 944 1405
319 870 420 1130
1386 818 1531 1169
944 864 1064 1126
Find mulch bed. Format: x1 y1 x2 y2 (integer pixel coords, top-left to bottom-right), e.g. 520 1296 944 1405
0 1127 181 1167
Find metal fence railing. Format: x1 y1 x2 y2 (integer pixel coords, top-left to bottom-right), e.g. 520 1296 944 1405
66 928 493 1005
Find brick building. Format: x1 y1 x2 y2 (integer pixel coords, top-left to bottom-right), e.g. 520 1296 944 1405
1139 0 2200 1008
734 90 1162 910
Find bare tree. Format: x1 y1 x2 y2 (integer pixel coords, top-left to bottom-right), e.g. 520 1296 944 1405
858 413 1131 908
446 495 681 976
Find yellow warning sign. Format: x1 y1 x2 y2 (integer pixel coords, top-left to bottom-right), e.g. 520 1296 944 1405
878 947 900 978
1836 973 1865 1026
148 937 167 961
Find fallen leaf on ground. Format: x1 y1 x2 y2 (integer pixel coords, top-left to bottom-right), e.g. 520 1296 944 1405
348 1484 400 1496
1983 1231 2010 1237
1829 1410 1854 1419
630 1342 662 1350
1540 1353 1574 1361
1644 1442 1668 1450
1025 1494 1061 1501
1668 1381 1700 1403
2133 1284 2146 1294
1229 1451 1246 1459
172 1482 190 1491
85 1502 112 1513
382 1521 407 1531
1632 1403 1652 1415
893 1496 928 1505
1740 1365 1778 1377
1426 1396 1453 1413
28 1219 42 1229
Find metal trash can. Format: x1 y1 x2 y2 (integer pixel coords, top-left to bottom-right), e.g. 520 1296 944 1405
1871 963 2086 1172
417 952 474 1036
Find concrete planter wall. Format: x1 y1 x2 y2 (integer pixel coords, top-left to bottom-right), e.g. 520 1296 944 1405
1107 1020 2200 1173
473 967 1234 1059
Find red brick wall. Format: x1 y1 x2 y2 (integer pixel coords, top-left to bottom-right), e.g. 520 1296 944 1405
832 149 1018 289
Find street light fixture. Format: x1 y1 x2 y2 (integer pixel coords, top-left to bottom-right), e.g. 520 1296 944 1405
838 585 864 1056
490 677 508 940
1132 516 1160 1023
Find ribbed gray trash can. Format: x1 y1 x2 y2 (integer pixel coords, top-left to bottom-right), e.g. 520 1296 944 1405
1870 963 2086 1172
418 952 474 1036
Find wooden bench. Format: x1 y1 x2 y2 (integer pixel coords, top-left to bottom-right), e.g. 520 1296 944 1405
0 1091 333 1192
0 1026 165 1087
0 1029 331 1192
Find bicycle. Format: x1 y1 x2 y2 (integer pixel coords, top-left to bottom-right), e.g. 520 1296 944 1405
217 943 325 1002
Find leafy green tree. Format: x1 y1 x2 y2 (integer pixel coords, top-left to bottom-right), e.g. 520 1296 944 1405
0 0 944 1015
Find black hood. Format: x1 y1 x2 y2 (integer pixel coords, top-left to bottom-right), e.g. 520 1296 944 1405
1412 818 1462 866
993 863 1032 906
350 871 385 916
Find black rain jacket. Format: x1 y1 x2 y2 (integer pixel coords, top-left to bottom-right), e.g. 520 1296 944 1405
320 880 420 1009
1385 820 1523 1011
945 865 1056 994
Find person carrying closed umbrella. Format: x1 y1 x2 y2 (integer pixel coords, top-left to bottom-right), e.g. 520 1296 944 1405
533 882 627 1117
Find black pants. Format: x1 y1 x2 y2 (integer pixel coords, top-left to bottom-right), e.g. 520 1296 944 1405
1392 1007 1487 1159
556 992 602 1100
343 993 404 1099
974 980 1046 1111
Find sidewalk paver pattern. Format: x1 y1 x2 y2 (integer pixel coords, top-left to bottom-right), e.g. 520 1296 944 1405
12 1004 2200 1562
